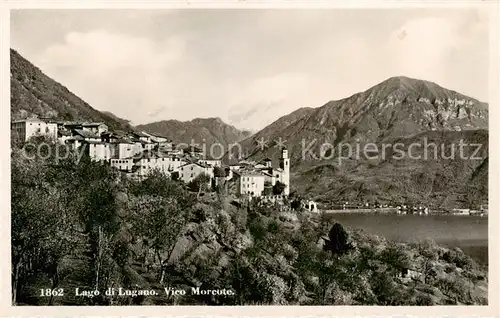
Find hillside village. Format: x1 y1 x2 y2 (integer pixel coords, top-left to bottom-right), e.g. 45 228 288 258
11 116 297 202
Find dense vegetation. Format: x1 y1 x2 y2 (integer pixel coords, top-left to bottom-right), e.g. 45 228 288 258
11 138 487 305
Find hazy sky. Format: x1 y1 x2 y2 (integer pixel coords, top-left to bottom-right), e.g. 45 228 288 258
11 9 489 130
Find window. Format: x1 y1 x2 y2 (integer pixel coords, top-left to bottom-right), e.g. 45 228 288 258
45 127 49 133
190 173 194 177
191 166 194 170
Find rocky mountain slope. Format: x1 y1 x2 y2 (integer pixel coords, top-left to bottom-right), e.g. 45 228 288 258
293 129 488 208
10 49 132 131
234 76 487 163
231 76 489 208
136 117 252 156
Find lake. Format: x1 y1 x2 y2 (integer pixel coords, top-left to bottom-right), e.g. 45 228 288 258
324 213 488 265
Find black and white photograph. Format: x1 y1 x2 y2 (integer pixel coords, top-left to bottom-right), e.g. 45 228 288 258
6 5 495 309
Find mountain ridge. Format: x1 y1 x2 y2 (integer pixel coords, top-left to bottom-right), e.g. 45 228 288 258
136 117 252 156
10 48 133 131
228 75 488 208
232 75 488 164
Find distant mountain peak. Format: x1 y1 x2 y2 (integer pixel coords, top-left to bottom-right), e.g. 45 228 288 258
367 75 481 104
191 117 224 124
135 117 250 156
229 75 488 209
231 75 488 163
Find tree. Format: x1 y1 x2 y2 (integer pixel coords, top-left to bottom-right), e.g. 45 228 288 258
380 243 412 276
263 181 273 196
11 139 81 304
324 223 353 257
290 198 302 211
171 171 180 181
416 239 440 284
130 194 190 284
273 181 286 195
188 173 212 194
131 169 182 199
213 166 226 178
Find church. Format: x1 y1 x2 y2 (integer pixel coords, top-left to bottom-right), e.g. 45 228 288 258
230 148 290 197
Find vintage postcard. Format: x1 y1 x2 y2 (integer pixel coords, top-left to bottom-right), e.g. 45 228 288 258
1 1 498 317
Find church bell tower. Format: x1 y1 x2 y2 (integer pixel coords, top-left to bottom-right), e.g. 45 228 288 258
279 148 290 196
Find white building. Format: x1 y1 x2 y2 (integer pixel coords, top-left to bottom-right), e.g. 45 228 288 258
142 131 170 144
65 135 85 150
142 141 156 152
178 162 213 184
11 118 58 141
82 123 108 135
198 158 222 167
228 149 291 198
110 158 135 172
229 164 241 171
137 153 187 177
110 140 136 159
237 171 266 197
72 129 101 142
86 141 112 161
57 130 73 144
132 131 152 143
304 200 319 213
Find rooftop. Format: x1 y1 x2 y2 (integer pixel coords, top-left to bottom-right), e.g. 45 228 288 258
73 129 100 139
85 140 107 145
132 131 150 138
58 130 72 136
12 118 44 124
66 135 85 141
179 161 210 169
82 122 106 127
239 169 266 177
110 138 133 144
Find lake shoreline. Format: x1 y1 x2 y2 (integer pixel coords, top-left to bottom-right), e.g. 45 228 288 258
322 213 488 266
